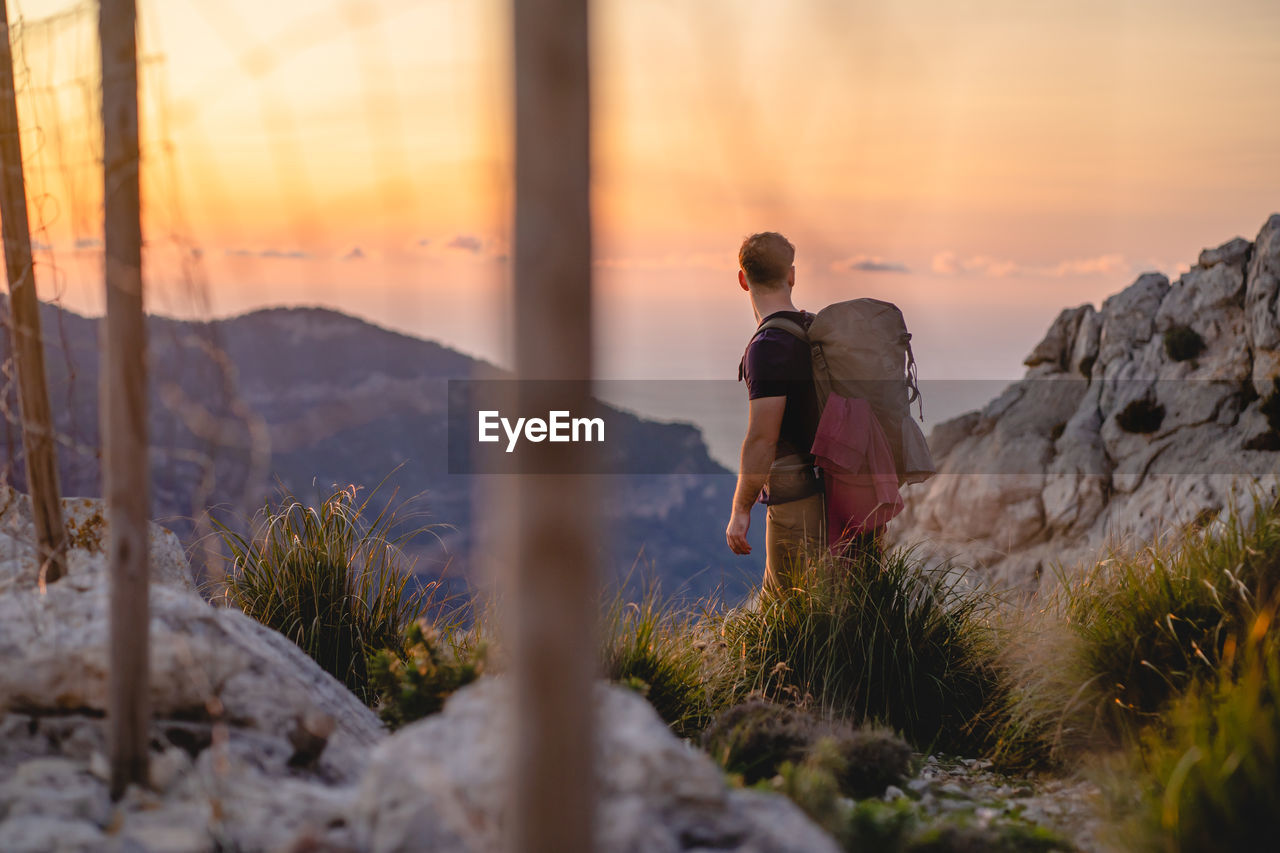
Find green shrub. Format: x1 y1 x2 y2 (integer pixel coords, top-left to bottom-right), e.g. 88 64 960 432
1113 610 1280 852
1162 325 1205 362
367 618 485 728
1069 495 1280 729
830 725 914 799
713 547 1002 755
1116 398 1165 433
600 582 715 740
214 485 438 700
702 699 813 784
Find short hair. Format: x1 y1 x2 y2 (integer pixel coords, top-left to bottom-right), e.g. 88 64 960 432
738 232 795 288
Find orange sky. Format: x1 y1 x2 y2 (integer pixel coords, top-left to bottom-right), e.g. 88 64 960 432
7 0 1280 381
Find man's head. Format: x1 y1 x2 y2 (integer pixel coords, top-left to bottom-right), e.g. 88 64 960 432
738 231 795 292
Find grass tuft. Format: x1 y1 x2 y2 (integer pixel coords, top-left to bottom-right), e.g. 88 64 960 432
213 484 440 701
600 580 716 740
988 491 1280 771
712 546 1002 755
1108 605 1280 851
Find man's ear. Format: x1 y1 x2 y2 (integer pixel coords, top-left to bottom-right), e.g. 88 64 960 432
787 266 796 288
738 269 750 292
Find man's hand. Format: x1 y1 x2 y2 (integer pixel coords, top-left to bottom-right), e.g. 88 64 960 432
726 507 752 555
728 396 784 556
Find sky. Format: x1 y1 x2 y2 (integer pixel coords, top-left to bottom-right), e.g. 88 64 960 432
6 0 1280 394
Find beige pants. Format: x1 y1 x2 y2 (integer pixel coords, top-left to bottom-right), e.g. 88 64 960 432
764 492 825 592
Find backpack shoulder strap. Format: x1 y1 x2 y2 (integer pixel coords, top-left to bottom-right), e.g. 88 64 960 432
756 315 810 341
738 312 815 381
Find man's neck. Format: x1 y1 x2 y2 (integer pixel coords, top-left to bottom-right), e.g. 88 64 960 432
750 291 799 324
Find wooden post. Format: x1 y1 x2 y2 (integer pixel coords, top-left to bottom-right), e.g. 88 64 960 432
100 0 150 799
0 0 68 585
509 0 597 850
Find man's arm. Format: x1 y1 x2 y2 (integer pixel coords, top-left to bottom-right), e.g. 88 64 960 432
726 395 785 555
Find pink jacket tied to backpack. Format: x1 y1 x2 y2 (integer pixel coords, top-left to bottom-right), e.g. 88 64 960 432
811 395 903 546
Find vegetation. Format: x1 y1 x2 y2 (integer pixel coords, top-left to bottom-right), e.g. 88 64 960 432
368 618 486 728
214 485 440 701
219 471 1280 851
1260 378 1280 432
712 547 1002 754
1163 324 1205 362
702 699 813 784
600 581 715 740
774 742 1068 852
1116 397 1166 433
1110 608 1280 851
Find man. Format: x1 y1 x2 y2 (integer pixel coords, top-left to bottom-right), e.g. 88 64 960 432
725 232 823 591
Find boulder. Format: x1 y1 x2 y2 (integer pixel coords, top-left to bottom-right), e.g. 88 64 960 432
1096 272 1169 367
0 572 384 782
353 678 841 853
1024 305 1092 370
0 526 384 851
1197 235 1252 269
0 488 194 593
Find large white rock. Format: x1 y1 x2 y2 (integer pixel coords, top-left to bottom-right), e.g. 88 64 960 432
354 678 841 853
0 488 194 594
0 572 384 782
0 519 385 851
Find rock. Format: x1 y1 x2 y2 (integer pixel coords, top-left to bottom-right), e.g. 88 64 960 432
892 215 1280 589
0 526 382 852
1198 235 1252 269
0 488 194 593
1247 214 1280 391
1069 306 1102 377
0 815 106 853
0 575 383 783
353 678 841 853
1024 305 1092 370
1097 272 1170 367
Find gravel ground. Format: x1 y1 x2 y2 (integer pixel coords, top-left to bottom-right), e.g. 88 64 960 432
892 755 1106 851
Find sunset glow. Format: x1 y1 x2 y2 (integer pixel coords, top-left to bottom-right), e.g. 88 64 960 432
6 0 1280 381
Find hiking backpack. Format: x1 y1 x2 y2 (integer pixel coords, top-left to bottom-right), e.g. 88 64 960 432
757 298 936 486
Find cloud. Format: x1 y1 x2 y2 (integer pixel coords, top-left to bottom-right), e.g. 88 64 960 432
416 238 431 248
73 237 102 250
446 234 483 254
594 252 731 272
342 247 365 261
931 250 1128 278
225 248 312 260
831 254 910 274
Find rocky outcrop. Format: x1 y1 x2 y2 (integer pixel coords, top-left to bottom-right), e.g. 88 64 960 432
892 215 1280 589
354 677 841 853
0 493 388 851
0 505 835 852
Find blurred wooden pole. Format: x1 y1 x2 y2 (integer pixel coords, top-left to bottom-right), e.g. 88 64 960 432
510 0 597 850
100 0 150 799
0 0 68 585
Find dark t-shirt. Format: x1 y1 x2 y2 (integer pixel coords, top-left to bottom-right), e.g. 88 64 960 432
741 310 820 461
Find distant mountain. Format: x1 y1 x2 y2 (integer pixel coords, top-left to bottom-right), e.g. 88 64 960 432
0 303 763 600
